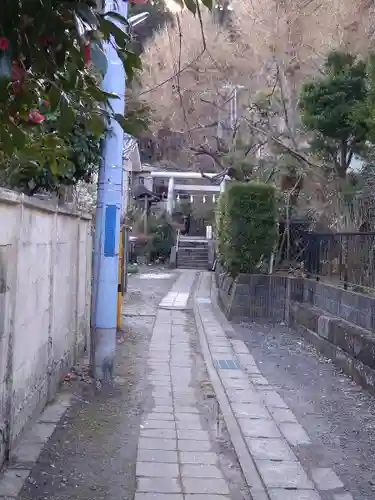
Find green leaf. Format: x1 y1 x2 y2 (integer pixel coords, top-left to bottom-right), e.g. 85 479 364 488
121 50 142 80
49 157 59 176
89 114 105 138
59 97 75 135
201 0 213 9
184 0 197 14
113 113 145 135
105 11 129 28
99 17 129 50
48 85 61 112
8 121 27 150
75 4 99 28
1 127 15 155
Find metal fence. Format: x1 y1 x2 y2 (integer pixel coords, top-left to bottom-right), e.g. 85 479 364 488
303 231 375 290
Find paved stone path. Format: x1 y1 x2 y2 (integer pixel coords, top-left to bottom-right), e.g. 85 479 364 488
194 271 355 500
159 270 196 309
136 270 233 499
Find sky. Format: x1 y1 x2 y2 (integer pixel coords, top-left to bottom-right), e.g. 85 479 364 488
164 0 184 13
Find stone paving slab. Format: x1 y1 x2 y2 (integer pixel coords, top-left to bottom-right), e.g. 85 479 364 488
138 437 177 450
232 403 272 420
159 270 196 309
152 405 174 413
268 407 298 423
182 477 230 495
255 460 314 489
136 462 179 477
137 477 181 493
279 421 311 445
268 490 322 500
146 412 175 420
246 438 297 461
137 449 178 463
181 464 224 478
185 496 231 500
135 494 183 500
240 418 282 438
311 467 344 491
177 429 210 441
0 469 31 497
177 439 213 452
143 419 175 430
140 428 176 439
179 451 218 464
333 494 354 500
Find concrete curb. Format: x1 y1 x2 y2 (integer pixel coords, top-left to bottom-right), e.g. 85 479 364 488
0 393 73 498
193 273 269 500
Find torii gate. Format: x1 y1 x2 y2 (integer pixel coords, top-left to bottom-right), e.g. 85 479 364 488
150 171 229 215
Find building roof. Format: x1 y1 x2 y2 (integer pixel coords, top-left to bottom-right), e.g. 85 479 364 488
133 184 161 202
123 134 142 172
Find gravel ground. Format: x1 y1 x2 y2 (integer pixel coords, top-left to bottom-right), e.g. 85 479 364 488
231 320 375 500
19 267 177 500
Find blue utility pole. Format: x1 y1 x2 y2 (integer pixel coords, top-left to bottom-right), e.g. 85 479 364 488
91 0 128 380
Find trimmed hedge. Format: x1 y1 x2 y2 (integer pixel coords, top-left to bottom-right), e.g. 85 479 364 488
215 193 227 265
218 182 277 276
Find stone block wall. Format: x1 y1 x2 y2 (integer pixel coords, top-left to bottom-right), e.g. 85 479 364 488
215 266 287 321
215 269 375 394
290 300 375 395
303 279 375 332
0 189 92 467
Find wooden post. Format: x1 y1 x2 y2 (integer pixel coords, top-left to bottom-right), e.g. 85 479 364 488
143 196 148 234
116 229 123 330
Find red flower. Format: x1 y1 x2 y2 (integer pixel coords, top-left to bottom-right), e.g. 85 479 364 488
28 109 45 124
83 43 91 65
0 38 9 51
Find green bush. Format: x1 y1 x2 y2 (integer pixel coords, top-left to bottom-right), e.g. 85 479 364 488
215 193 227 265
218 182 277 276
147 213 176 262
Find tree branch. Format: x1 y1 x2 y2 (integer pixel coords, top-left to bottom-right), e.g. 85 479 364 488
246 119 322 170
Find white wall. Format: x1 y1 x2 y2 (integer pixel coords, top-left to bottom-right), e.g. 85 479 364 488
0 189 92 465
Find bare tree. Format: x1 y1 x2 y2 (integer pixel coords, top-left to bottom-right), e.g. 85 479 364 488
139 0 375 225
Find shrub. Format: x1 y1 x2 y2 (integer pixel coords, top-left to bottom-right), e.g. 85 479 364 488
147 213 176 262
218 182 277 276
215 193 227 265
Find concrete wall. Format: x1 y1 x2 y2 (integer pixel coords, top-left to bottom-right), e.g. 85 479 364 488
0 189 92 466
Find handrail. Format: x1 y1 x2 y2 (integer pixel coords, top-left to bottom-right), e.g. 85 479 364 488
176 228 181 253
175 228 181 268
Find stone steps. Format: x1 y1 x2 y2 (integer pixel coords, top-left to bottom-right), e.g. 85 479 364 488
177 243 209 270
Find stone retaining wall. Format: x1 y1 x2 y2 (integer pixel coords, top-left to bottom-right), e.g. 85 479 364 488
215 267 375 395
215 265 287 321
